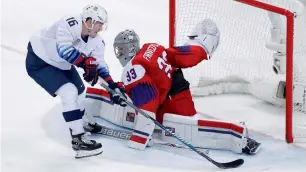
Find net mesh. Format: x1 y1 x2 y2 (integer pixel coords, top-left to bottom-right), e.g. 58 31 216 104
173 0 306 141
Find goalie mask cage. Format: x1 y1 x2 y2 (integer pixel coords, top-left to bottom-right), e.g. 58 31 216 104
169 0 306 143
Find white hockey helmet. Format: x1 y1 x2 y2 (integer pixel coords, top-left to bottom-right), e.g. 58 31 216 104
81 4 108 30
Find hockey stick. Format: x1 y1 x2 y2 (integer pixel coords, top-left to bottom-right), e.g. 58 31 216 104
100 82 244 169
98 125 209 154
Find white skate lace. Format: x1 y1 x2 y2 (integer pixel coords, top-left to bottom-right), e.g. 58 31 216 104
81 132 94 145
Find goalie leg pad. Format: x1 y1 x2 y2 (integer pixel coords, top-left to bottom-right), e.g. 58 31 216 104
128 110 156 150
161 113 248 154
85 88 137 129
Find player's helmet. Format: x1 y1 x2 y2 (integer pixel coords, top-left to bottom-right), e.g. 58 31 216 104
81 4 108 30
113 29 140 67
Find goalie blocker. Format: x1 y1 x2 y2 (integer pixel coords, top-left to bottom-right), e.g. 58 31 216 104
85 87 261 154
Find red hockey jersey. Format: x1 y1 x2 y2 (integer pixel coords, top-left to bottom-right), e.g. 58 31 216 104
121 43 207 114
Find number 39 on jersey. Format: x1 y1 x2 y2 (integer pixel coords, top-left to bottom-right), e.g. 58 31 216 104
122 63 146 85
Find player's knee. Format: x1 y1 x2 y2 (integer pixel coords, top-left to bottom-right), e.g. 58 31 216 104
56 83 79 110
77 91 86 111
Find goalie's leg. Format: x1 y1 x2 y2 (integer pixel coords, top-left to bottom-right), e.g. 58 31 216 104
158 88 261 155
85 87 138 130
161 114 261 155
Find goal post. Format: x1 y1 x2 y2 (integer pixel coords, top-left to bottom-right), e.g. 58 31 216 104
237 0 295 145
169 0 306 143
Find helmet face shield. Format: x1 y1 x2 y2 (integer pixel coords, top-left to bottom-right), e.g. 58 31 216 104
114 46 124 58
114 44 132 67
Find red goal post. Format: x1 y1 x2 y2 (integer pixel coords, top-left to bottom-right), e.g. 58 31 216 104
169 0 306 143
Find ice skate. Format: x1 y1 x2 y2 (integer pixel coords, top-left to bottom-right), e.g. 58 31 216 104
83 122 103 134
242 137 262 155
71 132 103 159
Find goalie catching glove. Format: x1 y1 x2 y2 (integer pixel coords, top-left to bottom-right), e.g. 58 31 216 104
165 19 220 68
187 19 220 59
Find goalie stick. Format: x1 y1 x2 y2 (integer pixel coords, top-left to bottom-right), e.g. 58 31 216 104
100 82 244 169
97 124 209 154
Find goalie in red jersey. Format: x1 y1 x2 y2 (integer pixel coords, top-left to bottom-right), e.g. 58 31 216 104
86 19 261 155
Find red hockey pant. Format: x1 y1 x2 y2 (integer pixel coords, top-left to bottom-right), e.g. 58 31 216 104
156 89 197 123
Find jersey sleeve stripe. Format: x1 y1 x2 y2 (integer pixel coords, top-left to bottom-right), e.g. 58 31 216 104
69 49 80 62
103 77 112 82
68 49 81 63
57 44 82 64
58 45 72 55
63 47 74 56
97 67 110 78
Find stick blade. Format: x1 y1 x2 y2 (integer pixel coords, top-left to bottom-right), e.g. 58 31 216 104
217 159 244 169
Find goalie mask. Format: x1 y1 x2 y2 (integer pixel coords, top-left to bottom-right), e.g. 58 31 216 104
113 29 140 67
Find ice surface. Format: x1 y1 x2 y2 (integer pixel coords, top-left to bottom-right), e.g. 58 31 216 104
1 0 306 171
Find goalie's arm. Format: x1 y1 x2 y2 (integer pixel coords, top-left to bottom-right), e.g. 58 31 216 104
166 19 220 68
166 45 208 68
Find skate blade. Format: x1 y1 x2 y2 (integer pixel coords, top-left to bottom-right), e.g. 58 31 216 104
75 148 103 159
246 142 262 155
250 143 262 155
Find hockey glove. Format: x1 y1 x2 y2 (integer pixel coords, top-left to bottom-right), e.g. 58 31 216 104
76 55 99 86
108 82 127 107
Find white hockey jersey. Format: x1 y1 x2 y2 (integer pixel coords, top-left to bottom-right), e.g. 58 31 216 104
30 14 111 79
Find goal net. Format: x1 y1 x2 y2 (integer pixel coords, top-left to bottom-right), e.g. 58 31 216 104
169 0 306 143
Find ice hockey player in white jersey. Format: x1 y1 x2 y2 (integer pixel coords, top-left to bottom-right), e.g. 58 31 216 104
85 19 261 155
25 4 126 158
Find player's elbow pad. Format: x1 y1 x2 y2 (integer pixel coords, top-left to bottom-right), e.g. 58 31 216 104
186 33 220 59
